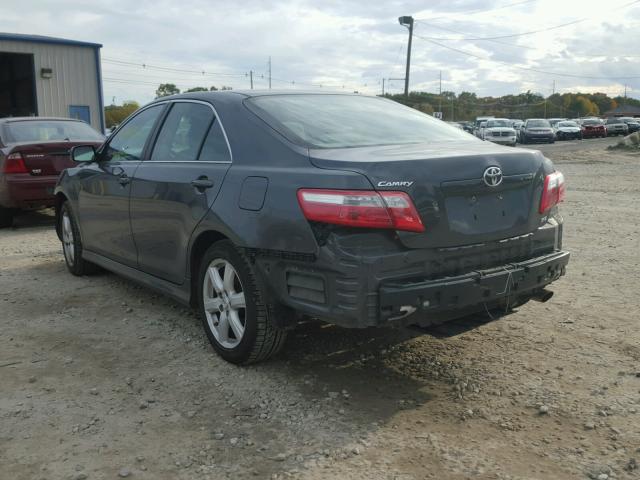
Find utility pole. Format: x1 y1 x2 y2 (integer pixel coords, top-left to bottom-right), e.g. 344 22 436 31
382 78 385 96
398 16 414 98
552 80 555 95
451 96 454 121
624 84 627 106
268 56 272 90
438 70 442 115
250 70 253 90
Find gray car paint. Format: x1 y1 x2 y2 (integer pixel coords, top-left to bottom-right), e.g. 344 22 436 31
55 91 567 328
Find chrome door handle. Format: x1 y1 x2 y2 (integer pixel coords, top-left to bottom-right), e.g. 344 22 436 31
191 178 214 190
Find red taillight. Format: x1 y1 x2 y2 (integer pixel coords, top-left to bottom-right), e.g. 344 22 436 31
297 189 425 233
539 171 566 214
3 152 29 174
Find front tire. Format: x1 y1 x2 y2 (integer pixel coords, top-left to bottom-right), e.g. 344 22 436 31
60 202 99 276
198 240 287 365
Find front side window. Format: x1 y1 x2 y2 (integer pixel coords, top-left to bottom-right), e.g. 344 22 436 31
104 105 164 162
151 103 214 161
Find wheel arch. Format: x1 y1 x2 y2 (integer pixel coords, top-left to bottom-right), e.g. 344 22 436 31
188 229 230 307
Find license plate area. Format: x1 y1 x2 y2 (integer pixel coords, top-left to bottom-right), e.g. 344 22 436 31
445 188 529 235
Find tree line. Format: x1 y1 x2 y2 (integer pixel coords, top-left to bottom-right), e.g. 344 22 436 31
104 83 639 128
104 83 234 128
385 90 640 121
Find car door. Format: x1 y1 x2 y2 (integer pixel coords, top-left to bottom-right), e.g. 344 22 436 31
130 100 232 284
77 104 166 266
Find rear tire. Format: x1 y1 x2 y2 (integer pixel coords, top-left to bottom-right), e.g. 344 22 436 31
198 240 287 365
0 207 14 228
60 202 99 276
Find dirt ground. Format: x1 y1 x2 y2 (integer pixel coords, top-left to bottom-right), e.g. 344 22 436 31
1 143 639 480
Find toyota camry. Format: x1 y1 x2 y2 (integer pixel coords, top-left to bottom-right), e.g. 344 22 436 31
54 91 569 364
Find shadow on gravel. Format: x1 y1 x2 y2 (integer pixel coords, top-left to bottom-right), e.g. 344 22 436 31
10 208 56 229
280 321 436 422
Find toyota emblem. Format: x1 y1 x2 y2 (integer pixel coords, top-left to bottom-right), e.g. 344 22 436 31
483 166 503 187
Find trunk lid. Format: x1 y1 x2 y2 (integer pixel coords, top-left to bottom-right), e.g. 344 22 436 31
309 141 549 249
8 141 98 176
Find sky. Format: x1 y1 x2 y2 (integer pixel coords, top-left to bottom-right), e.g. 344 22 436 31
1 0 638 105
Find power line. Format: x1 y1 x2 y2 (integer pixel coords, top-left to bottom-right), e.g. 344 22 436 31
103 57 246 77
414 18 585 41
417 0 536 22
414 20 538 51
412 34 640 80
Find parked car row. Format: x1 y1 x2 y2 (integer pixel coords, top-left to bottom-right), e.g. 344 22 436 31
462 116 640 146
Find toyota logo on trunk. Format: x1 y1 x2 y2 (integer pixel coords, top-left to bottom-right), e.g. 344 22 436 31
483 166 503 187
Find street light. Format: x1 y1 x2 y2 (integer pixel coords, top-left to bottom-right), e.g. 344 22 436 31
398 15 414 98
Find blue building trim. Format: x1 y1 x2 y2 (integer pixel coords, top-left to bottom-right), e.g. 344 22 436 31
0 32 102 49
94 48 105 134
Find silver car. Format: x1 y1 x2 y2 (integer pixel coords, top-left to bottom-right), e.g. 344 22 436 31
482 118 517 146
605 118 629 136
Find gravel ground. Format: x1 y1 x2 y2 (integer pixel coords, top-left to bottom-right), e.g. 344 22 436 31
1 144 639 480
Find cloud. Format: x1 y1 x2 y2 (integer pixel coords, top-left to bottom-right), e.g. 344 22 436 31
0 0 638 105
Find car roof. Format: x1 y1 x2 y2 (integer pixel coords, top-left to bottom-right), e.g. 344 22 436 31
148 89 361 103
0 116 88 125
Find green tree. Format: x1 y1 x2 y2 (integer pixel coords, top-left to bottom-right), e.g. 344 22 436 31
104 100 140 128
185 87 208 93
155 83 180 98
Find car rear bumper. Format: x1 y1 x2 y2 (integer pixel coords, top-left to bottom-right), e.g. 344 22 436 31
255 218 567 329
378 250 569 324
1 174 57 209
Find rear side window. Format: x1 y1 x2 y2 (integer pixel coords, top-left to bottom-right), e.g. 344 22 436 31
151 103 214 161
104 105 164 161
199 120 231 162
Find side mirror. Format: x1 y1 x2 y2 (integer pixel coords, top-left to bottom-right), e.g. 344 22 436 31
71 145 96 163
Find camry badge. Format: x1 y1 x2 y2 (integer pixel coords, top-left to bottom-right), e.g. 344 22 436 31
377 181 414 187
483 166 503 187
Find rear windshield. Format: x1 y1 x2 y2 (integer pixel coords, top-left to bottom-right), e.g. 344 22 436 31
526 120 550 128
246 94 471 149
606 118 623 124
582 119 600 125
3 120 104 143
558 121 578 127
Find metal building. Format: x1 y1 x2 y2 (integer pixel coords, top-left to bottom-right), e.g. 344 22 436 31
0 33 104 133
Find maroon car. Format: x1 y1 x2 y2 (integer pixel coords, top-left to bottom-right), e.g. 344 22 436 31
0 117 104 227
580 119 606 139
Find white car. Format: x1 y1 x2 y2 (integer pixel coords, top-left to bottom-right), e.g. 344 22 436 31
554 121 582 141
482 118 517 146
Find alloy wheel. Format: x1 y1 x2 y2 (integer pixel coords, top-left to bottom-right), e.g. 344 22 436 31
62 210 75 266
202 259 247 349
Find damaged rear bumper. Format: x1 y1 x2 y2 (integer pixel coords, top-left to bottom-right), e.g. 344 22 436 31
379 250 569 324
